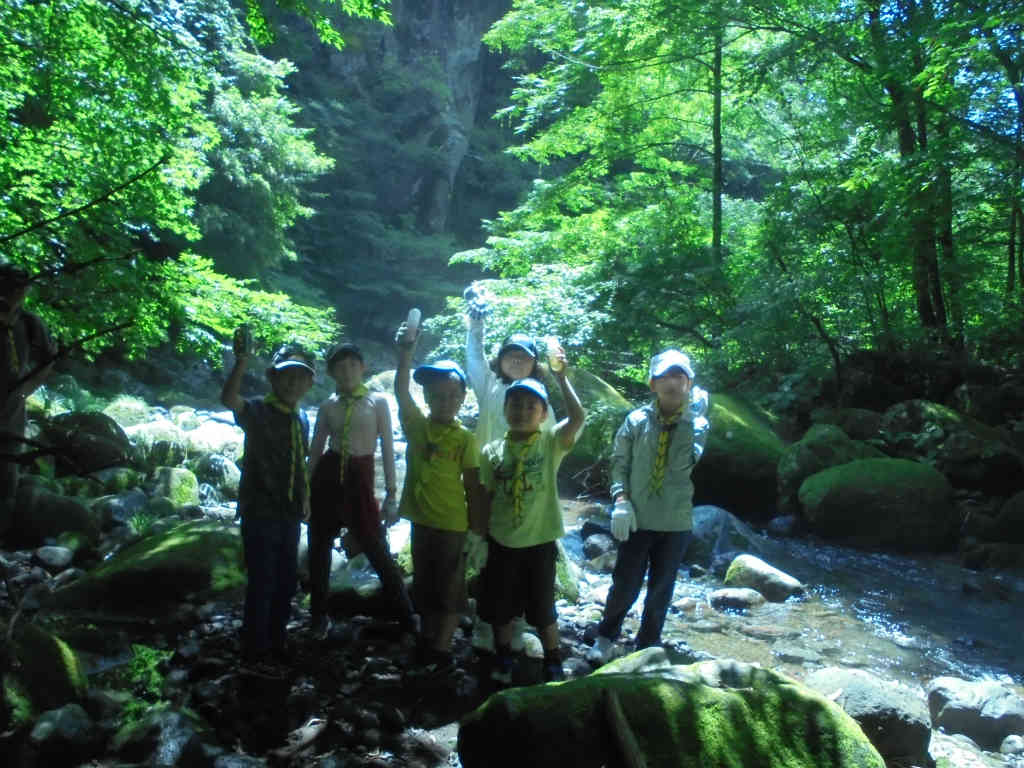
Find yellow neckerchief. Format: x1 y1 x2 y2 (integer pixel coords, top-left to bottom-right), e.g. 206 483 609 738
335 384 369 479
265 392 307 503
413 418 463 509
503 431 541 528
649 402 684 496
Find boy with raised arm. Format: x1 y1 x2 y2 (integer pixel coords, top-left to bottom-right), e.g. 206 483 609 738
221 330 315 667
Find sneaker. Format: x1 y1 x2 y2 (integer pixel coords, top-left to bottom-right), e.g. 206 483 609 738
311 615 332 641
490 652 514 685
543 661 565 682
586 635 615 666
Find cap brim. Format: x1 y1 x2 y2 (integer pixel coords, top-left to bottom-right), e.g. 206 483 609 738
273 360 315 374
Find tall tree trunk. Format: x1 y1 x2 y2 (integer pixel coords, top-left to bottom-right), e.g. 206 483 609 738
711 0 723 266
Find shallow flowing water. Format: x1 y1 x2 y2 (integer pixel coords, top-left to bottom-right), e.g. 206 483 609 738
647 534 1024 694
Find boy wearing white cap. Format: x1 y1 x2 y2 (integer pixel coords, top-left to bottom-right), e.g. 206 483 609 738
222 331 316 667
587 349 710 665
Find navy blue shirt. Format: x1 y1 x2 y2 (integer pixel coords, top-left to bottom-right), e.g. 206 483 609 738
235 398 310 520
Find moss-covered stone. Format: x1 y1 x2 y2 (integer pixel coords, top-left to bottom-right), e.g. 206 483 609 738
91 467 143 494
151 467 199 507
11 484 101 547
2 622 87 728
777 424 885 515
458 656 884 768
723 553 804 602
554 539 580 603
692 393 787 521
47 519 246 614
102 395 153 427
798 458 956 551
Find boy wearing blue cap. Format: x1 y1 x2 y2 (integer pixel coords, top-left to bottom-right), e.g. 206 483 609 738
480 350 585 684
394 320 484 670
222 329 316 667
586 349 710 665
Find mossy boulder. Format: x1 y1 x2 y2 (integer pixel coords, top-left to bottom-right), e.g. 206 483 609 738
102 395 153 427
692 393 787 521
2 622 87 729
880 399 1024 495
798 458 956 551
47 519 245 614
810 407 883 441
458 654 884 768
39 411 134 475
555 369 632 476
151 467 200 507
777 424 886 516
124 419 187 471
90 466 144 494
10 483 101 547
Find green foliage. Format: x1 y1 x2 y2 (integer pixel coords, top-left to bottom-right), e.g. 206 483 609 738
1 0 346 365
242 0 391 51
128 643 173 699
127 510 158 537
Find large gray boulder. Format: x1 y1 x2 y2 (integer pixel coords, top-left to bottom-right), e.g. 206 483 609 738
927 676 1024 752
798 458 957 551
689 505 780 571
10 480 101 546
806 667 931 767
777 423 885 515
692 393 787 521
39 411 134 475
723 553 804 602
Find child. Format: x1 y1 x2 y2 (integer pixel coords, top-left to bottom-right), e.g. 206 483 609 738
586 349 710 665
307 342 416 640
481 351 585 684
394 321 483 669
464 283 555 447
221 330 315 666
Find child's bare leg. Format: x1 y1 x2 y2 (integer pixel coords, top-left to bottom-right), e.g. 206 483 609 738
539 622 559 652
432 612 459 652
495 621 515 649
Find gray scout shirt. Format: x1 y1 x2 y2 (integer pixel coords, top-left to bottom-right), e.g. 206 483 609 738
609 387 710 532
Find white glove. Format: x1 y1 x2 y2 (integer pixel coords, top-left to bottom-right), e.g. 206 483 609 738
610 498 636 542
382 495 400 527
464 532 489 570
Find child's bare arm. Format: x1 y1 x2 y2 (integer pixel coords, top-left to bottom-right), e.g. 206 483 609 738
307 404 329 476
553 366 585 450
376 395 397 496
393 322 418 414
463 467 489 535
220 328 250 415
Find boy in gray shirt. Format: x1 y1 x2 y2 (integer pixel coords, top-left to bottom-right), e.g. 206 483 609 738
587 349 709 664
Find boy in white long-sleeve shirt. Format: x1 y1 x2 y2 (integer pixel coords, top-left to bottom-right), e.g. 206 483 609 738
587 349 710 665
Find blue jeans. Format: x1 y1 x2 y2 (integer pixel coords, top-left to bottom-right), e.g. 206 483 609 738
241 515 300 658
597 529 691 649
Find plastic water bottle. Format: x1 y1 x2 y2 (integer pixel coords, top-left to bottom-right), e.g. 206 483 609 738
403 308 421 342
544 335 565 373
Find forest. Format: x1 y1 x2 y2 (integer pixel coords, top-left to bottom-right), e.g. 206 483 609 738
3 1 1024 766
3 0 1022 394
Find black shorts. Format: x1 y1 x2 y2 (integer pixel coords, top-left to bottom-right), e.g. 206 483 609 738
483 538 557 629
411 523 467 615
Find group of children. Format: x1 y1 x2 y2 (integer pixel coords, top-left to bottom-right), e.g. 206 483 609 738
221 285 709 683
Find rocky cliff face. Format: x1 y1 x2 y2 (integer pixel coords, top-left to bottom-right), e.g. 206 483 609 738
266 0 524 338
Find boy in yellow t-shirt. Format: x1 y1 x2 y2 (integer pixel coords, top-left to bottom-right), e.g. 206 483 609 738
394 320 484 671
480 343 585 685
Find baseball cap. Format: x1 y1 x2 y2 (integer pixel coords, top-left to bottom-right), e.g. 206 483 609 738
499 333 538 359
326 342 363 366
413 359 467 387
649 349 694 381
505 377 549 406
271 344 316 375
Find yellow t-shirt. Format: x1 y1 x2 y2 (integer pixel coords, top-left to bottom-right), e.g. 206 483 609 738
481 429 568 548
398 404 480 532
